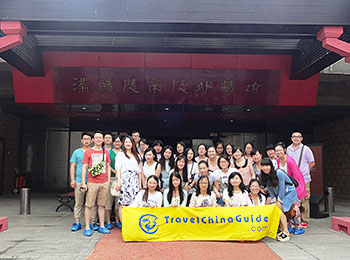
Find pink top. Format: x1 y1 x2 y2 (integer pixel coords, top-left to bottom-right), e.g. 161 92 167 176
234 159 252 186
277 155 307 200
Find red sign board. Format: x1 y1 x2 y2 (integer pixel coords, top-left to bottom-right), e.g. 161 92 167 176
52 67 280 105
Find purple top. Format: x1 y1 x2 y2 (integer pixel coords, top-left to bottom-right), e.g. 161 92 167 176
286 144 315 184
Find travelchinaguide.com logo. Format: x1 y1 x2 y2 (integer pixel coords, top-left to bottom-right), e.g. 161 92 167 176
139 214 159 234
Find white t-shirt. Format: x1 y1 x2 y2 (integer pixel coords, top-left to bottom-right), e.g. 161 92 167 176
187 162 199 181
223 189 249 207
189 192 217 207
129 190 163 208
115 152 141 174
143 161 158 180
214 168 236 194
246 193 266 206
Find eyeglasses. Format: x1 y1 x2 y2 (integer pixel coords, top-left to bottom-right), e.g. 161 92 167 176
199 182 208 185
291 136 302 138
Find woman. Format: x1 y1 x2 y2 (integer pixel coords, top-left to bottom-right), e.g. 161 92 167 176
244 142 254 162
223 172 248 207
139 138 149 159
225 143 234 161
163 172 187 207
185 148 199 188
215 141 225 157
274 142 307 201
141 147 161 188
260 158 299 242
129 175 163 208
189 176 217 207
116 135 142 224
232 146 255 186
106 135 122 229
189 160 218 193
176 141 186 158
159 145 175 191
169 155 189 189
208 146 219 172
195 143 208 162
251 149 263 182
214 155 235 204
247 179 266 206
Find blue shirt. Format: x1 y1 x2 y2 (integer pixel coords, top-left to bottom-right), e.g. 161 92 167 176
70 148 87 183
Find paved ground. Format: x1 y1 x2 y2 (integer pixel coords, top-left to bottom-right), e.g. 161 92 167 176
1 193 350 260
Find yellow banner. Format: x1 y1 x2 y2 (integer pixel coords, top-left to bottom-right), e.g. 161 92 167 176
122 205 281 242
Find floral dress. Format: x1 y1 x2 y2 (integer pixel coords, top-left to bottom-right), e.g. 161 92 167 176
115 152 141 205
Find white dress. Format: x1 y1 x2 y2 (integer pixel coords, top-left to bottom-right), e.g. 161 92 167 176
143 161 158 180
115 152 142 205
246 193 266 206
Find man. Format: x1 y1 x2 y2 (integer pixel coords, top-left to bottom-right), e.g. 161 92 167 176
70 132 93 231
81 131 111 236
103 133 113 151
265 144 278 170
286 131 315 227
131 131 141 152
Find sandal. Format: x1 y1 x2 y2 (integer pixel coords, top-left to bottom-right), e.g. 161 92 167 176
277 232 290 242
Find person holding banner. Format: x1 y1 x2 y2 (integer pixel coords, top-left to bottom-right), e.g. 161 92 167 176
163 172 187 207
260 158 299 242
189 176 217 207
129 175 163 208
247 179 266 206
223 172 249 207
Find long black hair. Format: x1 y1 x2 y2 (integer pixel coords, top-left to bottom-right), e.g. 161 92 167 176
142 147 157 164
167 171 185 205
227 171 246 197
184 147 196 162
260 157 279 187
159 145 175 171
174 155 188 183
176 141 186 156
195 175 211 196
142 175 160 202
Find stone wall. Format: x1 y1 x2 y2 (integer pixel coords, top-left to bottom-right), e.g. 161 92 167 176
314 117 350 199
0 112 19 194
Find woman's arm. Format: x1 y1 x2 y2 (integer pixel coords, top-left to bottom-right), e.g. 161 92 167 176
155 164 161 178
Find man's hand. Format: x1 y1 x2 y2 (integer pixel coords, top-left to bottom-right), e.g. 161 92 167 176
70 180 76 189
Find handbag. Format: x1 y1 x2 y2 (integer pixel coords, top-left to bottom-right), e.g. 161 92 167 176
89 147 105 177
110 179 120 196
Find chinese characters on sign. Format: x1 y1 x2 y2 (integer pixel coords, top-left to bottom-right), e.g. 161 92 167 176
54 67 279 105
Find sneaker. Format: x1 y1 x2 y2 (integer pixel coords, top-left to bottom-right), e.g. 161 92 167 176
98 226 111 234
105 223 113 230
293 228 305 235
288 227 295 234
277 232 290 242
71 223 81 232
83 229 92 237
301 223 309 229
114 222 122 228
90 223 99 231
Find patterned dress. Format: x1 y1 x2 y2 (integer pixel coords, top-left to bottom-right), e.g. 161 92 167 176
115 152 142 205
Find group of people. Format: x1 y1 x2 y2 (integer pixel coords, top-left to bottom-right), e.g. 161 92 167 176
69 130 315 242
